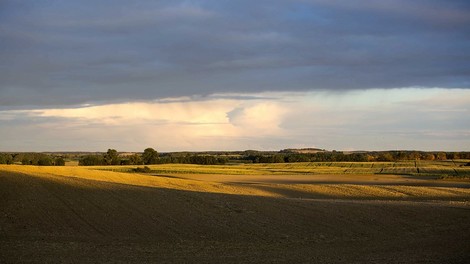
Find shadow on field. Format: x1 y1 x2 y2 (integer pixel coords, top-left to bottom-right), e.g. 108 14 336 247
148 172 470 188
223 179 470 188
1 171 470 263
222 182 470 201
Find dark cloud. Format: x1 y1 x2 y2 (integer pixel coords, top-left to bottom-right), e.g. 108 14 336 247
1 0 469 108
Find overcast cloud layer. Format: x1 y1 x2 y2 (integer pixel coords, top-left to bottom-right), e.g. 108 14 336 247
1 0 469 108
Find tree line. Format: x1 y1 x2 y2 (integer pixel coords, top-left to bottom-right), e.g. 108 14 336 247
78 148 229 166
1 149 468 166
0 153 65 166
242 150 470 163
78 149 470 166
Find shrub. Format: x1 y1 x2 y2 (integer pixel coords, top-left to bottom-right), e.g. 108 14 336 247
133 166 151 173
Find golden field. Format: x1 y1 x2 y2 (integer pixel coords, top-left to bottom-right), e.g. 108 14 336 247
1 162 469 263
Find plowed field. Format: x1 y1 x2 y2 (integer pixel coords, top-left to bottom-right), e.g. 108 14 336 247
1 165 469 263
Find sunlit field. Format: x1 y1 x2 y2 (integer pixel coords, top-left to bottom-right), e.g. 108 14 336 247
1 162 469 263
97 160 470 178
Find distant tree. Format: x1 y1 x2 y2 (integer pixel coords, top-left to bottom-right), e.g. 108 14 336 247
408 152 421 160
272 154 285 163
133 166 152 173
142 148 159 165
79 155 105 166
436 152 447 160
396 152 408 161
120 159 131 165
216 156 229 164
449 152 460 160
54 157 66 166
20 153 42 165
129 154 143 165
350 153 368 162
21 157 31 165
37 156 53 166
286 154 310 162
104 149 120 165
0 153 13 164
377 153 394 162
460 152 470 159
366 154 376 162
423 153 435 161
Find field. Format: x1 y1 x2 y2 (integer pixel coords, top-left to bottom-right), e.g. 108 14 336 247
1 161 470 263
98 160 470 178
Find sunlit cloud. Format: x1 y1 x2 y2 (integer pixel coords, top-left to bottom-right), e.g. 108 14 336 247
0 88 468 152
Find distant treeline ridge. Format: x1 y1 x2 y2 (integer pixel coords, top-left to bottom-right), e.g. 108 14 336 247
0 149 469 166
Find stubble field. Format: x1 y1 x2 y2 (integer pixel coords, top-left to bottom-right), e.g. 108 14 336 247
1 161 470 263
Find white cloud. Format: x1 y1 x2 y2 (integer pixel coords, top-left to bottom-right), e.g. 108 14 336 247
4 97 289 151
32 100 233 126
0 88 469 151
227 102 288 133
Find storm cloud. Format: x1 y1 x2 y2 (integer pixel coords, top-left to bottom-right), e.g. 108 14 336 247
1 0 469 108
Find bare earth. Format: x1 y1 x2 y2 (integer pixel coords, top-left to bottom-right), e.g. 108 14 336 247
1 165 469 263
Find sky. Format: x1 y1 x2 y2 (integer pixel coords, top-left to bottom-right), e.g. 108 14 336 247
1 0 469 152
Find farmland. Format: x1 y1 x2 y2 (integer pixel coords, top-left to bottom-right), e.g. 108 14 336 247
1 161 470 263
98 160 470 178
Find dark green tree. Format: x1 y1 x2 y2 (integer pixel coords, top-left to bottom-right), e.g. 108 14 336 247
104 149 120 165
0 153 13 164
377 153 394 162
55 157 66 166
79 155 105 166
142 148 159 165
37 156 53 166
129 154 143 165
